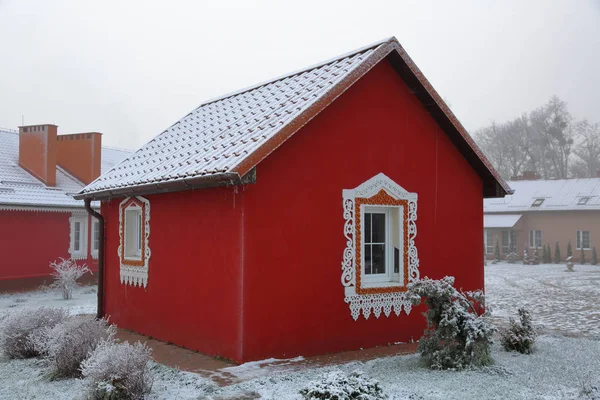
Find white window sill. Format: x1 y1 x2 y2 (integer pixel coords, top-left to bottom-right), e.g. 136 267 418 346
362 280 403 289
124 255 142 262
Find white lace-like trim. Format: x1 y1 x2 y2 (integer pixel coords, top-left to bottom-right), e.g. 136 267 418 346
118 196 151 288
341 173 420 320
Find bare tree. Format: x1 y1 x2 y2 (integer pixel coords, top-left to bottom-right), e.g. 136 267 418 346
571 121 600 178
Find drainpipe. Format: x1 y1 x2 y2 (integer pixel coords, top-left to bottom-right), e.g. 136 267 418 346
84 198 104 319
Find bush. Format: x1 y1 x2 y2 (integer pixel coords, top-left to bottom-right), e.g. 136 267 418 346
592 247 598 266
50 258 91 300
299 370 387 400
554 242 561 263
567 241 573 259
494 241 500 261
581 247 586 265
407 276 496 370
0 307 69 359
500 308 537 354
34 317 115 378
82 341 153 400
505 252 519 264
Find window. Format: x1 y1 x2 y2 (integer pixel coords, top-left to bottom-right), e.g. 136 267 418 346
578 197 590 205
576 230 591 250
531 198 545 207
529 230 542 248
484 230 494 254
362 207 401 286
501 230 518 254
341 173 419 321
92 220 100 258
119 196 151 287
69 214 88 260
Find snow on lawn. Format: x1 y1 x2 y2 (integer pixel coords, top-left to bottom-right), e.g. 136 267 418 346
486 263 600 338
0 285 97 316
2 264 600 399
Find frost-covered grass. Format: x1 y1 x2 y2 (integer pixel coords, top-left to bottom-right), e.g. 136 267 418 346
0 285 97 317
1 264 600 399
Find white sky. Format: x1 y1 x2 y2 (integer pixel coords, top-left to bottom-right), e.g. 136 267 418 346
0 0 598 149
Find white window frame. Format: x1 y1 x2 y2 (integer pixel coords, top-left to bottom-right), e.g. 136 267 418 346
118 196 151 288
576 230 591 250
484 229 494 254
341 173 419 321
361 206 402 287
529 230 542 248
69 214 88 260
92 219 100 259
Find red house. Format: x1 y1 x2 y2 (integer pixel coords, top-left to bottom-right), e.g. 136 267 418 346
0 125 130 291
77 37 509 363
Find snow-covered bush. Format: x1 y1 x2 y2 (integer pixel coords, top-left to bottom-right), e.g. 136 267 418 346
407 276 496 370
35 317 115 378
505 252 519 264
592 247 598 266
500 308 537 354
0 307 69 358
299 370 387 400
82 341 153 400
49 258 91 300
554 242 561 263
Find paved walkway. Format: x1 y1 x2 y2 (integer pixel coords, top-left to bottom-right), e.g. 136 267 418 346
115 329 418 386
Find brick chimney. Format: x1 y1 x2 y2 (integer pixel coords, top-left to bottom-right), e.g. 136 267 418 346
521 170 538 180
56 133 102 184
18 124 58 186
596 169 600 178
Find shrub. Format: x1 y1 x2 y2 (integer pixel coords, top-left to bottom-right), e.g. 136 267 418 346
407 276 496 370
494 241 500 261
567 241 573 258
299 370 387 400
34 317 115 378
581 247 586 265
505 252 519 264
592 247 597 266
49 258 91 300
0 307 69 359
82 341 153 400
500 308 537 354
554 242 561 263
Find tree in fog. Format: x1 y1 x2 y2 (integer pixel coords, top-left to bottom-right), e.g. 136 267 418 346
571 121 600 178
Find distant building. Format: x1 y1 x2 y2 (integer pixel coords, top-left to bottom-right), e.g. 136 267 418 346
0 126 131 290
484 176 600 262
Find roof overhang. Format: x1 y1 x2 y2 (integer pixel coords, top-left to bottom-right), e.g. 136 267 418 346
483 214 523 229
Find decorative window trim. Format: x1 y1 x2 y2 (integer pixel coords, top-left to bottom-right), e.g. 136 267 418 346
342 173 419 320
118 196 151 288
69 213 88 260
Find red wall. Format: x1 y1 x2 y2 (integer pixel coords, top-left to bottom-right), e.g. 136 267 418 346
240 58 484 361
101 187 244 361
0 210 98 291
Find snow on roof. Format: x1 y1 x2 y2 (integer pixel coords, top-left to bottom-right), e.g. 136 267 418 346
484 179 600 213
78 37 509 200
483 214 522 228
0 129 131 209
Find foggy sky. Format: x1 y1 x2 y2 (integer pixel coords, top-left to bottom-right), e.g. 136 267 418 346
0 0 598 150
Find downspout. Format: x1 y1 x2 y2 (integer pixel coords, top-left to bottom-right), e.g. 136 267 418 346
84 198 104 319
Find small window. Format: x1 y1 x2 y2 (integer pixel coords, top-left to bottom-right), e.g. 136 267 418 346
576 231 591 250
578 197 590 205
484 230 494 254
529 230 542 248
124 208 142 260
69 215 88 260
531 198 545 207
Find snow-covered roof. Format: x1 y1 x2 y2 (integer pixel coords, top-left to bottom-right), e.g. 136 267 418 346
77 37 509 200
483 214 522 228
484 179 600 213
0 129 131 209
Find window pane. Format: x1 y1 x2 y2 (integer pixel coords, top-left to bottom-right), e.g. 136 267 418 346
365 245 372 275
371 213 386 243
365 213 372 243
371 244 386 274
583 231 590 249
74 222 80 251
577 231 581 249
394 247 399 274
137 213 142 252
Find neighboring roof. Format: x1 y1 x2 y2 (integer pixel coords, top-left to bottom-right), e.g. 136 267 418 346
484 214 522 228
484 179 600 213
0 129 131 209
78 37 510 200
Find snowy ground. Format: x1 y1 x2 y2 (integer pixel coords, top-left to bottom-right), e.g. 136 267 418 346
0 285 97 316
1 264 600 399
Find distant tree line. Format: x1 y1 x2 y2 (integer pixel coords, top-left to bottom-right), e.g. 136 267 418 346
474 96 600 180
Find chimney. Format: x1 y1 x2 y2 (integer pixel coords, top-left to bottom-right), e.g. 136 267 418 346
56 132 102 184
596 169 600 178
521 170 538 180
18 124 58 186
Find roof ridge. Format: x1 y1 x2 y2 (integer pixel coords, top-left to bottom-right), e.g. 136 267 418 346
0 128 18 134
193 37 395 109
102 145 134 153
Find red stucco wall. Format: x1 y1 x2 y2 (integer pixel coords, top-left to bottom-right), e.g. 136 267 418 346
101 187 244 360
100 57 484 363
240 58 484 361
0 210 98 291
